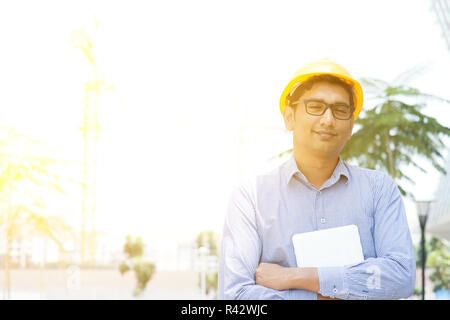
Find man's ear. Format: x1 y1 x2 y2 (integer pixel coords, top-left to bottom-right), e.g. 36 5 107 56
283 105 295 131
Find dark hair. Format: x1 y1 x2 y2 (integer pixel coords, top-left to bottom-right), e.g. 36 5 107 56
287 74 355 110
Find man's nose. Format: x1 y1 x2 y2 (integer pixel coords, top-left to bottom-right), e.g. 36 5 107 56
320 107 336 126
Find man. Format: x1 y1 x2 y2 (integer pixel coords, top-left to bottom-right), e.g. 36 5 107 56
218 59 416 300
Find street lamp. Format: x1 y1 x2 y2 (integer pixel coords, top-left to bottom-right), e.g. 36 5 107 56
415 200 433 300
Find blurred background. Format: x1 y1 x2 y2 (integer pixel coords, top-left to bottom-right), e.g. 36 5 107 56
0 0 449 300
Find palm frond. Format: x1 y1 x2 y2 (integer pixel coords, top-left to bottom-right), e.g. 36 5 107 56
392 63 431 86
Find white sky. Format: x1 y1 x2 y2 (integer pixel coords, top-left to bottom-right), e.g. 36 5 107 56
0 0 449 263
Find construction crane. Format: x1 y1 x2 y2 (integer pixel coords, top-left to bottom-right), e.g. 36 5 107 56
70 24 114 266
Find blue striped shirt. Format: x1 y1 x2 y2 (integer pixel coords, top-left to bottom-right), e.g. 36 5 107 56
218 155 416 300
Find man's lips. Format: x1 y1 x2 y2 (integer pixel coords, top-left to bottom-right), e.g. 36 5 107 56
313 130 337 137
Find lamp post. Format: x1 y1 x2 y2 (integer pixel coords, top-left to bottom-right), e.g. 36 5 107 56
415 200 432 300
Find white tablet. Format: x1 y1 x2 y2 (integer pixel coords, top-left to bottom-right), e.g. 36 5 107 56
292 225 364 268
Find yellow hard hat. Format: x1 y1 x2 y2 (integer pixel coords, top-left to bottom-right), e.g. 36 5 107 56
279 59 364 120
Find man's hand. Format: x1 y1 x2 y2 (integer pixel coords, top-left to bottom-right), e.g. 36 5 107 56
255 263 341 299
255 262 291 291
255 263 342 300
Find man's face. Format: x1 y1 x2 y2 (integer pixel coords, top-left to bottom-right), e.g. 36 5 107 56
283 81 354 157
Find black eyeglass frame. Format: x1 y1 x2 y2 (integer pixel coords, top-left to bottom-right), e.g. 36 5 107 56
290 99 355 120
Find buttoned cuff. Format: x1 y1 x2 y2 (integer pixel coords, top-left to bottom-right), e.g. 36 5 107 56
318 266 348 299
288 289 318 300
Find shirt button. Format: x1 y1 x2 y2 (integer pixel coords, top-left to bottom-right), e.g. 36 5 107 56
320 218 326 224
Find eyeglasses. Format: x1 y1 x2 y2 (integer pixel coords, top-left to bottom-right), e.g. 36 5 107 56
291 99 355 120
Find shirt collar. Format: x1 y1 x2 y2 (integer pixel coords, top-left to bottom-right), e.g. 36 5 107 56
285 154 350 186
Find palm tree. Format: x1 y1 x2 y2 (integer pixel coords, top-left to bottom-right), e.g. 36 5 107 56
277 67 450 199
0 127 76 299
341 69 450 198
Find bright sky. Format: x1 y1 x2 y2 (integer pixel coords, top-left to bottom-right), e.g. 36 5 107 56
0 0 449 266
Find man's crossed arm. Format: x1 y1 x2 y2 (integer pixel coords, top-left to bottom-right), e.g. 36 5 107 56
255 262 340 300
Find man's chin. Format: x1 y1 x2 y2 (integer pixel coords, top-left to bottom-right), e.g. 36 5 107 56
308 146 341 158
